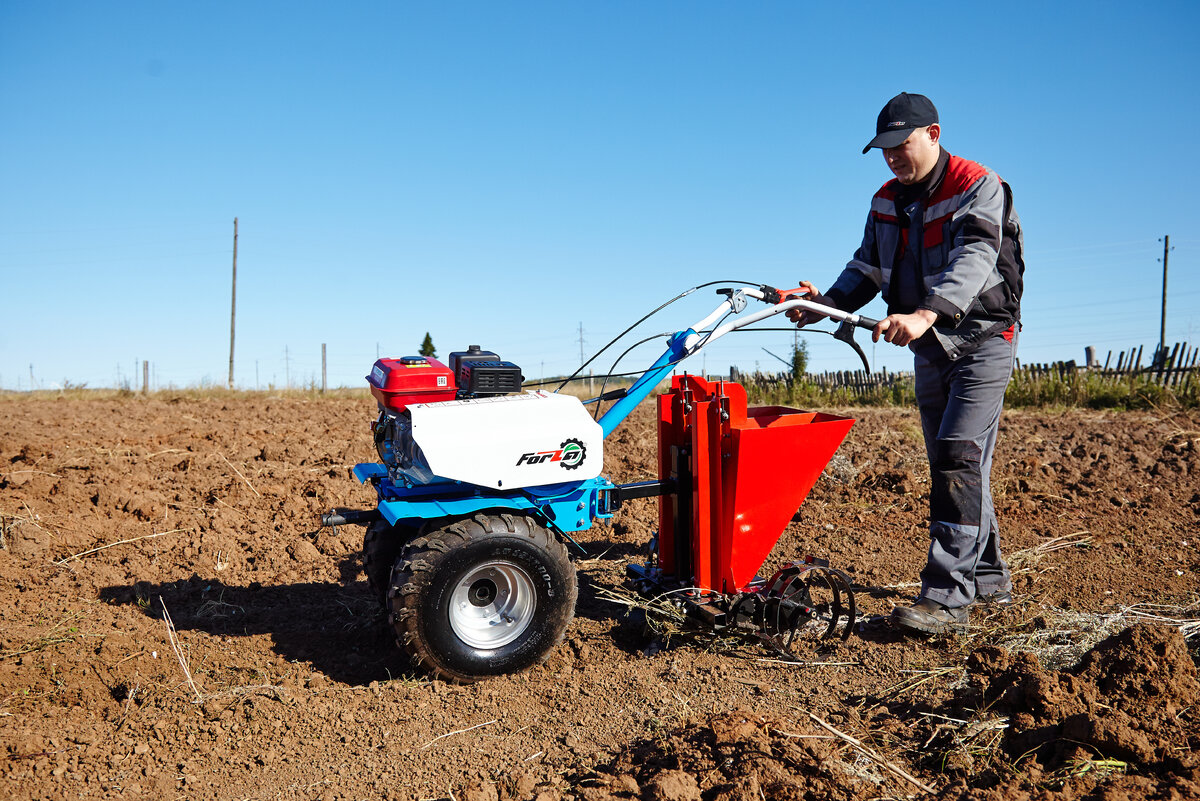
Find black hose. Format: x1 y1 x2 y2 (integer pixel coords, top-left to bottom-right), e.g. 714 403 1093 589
525 325 844 391
553 279 760 393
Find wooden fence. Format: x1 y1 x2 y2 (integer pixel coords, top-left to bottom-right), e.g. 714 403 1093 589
735 341 1199 400
736 365 912 396
1017 341 1199 389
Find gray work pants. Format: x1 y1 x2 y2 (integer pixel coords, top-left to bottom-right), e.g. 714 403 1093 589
912 330 1017 608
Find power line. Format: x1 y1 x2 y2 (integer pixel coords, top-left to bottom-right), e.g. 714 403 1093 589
1032 239 1157 256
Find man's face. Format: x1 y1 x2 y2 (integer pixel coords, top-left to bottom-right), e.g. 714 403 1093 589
882 125 940 185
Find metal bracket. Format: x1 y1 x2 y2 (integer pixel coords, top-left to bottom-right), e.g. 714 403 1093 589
526 505 589 556
716 288 748 314
601 479 675 512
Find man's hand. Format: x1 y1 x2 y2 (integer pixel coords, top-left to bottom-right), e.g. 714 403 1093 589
872 309 938 346
784 281 834 328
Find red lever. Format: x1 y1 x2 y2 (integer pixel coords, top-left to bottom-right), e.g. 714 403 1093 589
777 286 811 302
761 285 812 305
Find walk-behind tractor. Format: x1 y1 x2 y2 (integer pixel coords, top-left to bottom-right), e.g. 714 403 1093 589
320 285 880 682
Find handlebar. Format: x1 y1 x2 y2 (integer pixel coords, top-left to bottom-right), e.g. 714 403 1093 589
746 286 880 329
680 287 878 356
595 283 876 437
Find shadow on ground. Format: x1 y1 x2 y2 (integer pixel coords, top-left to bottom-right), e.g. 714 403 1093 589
99 562 412 687
98 550 654 684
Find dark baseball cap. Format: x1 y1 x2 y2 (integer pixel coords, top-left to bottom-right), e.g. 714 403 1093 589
862 92 939 154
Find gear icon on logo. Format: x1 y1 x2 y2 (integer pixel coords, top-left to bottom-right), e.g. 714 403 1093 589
559 438 586 470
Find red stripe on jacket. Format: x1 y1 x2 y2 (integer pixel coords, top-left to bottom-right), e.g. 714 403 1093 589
872 155 991 206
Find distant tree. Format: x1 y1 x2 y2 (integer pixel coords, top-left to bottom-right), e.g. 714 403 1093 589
419 332 436 358
791 337 809 381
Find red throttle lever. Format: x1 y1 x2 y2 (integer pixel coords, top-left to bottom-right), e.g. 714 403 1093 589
760 283 881 331
759 285 811 305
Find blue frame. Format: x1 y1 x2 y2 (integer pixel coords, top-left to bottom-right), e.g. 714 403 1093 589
353 464 615 533
597 330 690 437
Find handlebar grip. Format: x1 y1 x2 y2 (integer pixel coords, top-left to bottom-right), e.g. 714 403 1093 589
856 315 880 330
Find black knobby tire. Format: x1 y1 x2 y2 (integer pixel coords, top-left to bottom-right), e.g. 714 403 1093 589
363 520 414 608
388 513 577 683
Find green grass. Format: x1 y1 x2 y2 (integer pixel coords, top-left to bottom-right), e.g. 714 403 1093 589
3 368 1194 411
744 369 1198 410
1004 368 1197 410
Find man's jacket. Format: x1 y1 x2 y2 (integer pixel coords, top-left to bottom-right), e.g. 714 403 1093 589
826 148 1024 360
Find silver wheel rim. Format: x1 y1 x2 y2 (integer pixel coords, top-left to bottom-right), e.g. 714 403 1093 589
449 560 537 649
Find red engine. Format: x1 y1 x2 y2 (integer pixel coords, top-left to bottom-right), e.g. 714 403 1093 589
367 357 457 413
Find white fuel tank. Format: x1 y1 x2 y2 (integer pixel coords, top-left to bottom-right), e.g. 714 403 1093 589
406 391 604 489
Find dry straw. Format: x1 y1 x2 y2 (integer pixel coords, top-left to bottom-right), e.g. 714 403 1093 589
160 597 204 704
54 528 185 566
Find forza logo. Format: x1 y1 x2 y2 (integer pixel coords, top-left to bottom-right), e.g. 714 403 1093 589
515 438 586 470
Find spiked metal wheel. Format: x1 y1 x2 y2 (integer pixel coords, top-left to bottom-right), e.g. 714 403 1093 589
758 561 856 657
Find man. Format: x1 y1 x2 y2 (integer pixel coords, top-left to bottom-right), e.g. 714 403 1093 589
791 92 1024 635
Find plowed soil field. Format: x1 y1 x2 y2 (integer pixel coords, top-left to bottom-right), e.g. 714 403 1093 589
2 393 1198 800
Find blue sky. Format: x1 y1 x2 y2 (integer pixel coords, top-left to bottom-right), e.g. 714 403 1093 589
2 1 1197 390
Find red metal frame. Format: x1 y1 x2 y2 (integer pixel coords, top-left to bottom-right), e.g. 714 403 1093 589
657 375 854 594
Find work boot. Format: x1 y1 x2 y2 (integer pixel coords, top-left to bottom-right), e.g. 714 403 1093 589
890 598 968 635
972 589 1013 606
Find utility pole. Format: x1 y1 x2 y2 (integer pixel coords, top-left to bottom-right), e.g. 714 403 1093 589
1158 234 1173 365
321 344 327 394
228 217 238 389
